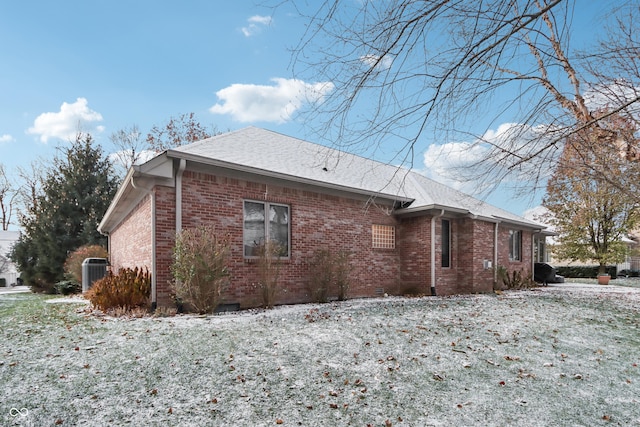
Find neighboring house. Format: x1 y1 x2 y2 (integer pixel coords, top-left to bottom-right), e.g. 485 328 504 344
0 230 20 286
98 127 549 309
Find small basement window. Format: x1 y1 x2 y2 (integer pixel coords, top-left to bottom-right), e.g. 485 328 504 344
372 224 395 249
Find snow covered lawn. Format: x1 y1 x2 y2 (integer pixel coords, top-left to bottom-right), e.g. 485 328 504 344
1 286 640 426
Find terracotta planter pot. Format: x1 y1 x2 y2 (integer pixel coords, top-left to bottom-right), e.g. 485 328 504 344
598 274 610 285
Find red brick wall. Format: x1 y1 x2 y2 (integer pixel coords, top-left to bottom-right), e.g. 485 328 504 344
497 225 534 277
397 216 431 294
154 170 401 308
397 216 533 296
108 169 535 308
154 185 177 306
109 196 152 273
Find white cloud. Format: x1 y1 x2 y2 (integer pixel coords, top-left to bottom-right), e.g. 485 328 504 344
27 98 104 143
360 54 393 71
210 78 335 123
422 122 561 195
422 141 489 193
241 15 273 37
0 134 14 144
584 80 640 112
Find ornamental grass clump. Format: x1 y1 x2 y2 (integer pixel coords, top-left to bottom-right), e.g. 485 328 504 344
171 226 231 314
86 267 151 312
496 266 536 290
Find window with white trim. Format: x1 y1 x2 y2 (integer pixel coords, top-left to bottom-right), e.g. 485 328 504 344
509 229 522 261
243 200 290 257
372 224 395 249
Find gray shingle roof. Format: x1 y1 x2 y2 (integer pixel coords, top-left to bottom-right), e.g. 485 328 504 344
169 127 543 228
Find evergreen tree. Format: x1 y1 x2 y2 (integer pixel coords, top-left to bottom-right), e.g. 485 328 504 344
10 133 118 292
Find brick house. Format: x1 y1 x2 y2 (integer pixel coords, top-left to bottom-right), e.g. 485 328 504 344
98 127 548 309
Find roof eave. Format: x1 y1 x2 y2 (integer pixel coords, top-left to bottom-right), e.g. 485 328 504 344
395 204 548 230
98 167 136 234
166 149 414 205
394 204 471 218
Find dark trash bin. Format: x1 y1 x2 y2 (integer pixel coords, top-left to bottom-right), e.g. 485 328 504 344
534 262 564 285
82 258 109 293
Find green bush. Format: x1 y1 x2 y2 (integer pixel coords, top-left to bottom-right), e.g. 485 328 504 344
86 267 151 311
171 226 230 314
555 265 617 279
54 280 81 295
0 278 5 287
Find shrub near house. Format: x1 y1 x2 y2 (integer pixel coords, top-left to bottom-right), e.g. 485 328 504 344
86 267 151 312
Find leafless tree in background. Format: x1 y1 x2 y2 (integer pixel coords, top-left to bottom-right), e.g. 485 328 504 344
0 164 17 230
289 0 640 200
146 112 219 152
109 124 150 176
15 160 47 225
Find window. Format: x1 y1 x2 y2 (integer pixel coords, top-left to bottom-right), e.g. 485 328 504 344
441 219 451 268
509 230 522 261
372 224 395 249
534 235 547 263
243 201 290 257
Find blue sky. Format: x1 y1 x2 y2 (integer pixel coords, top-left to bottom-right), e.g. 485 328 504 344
0 1 622 225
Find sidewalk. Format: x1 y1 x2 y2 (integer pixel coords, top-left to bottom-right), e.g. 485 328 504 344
0 285 30 294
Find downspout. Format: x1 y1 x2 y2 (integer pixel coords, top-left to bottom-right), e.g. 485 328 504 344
176 159 187 232
494 222 500 287
430 210 445 296
131 175 157 311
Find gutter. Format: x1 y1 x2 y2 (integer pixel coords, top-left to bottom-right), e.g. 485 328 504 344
430 210 445 296
131 175 157 311
494 221 500 286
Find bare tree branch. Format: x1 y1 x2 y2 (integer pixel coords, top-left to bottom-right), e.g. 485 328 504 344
287 0 640 201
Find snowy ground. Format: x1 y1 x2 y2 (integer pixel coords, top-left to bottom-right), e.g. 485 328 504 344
1 284 640 426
